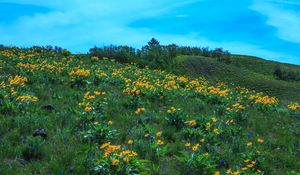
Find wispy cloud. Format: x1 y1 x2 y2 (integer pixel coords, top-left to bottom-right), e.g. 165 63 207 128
250 0 300 44
0 0 299 65
0 0 202 49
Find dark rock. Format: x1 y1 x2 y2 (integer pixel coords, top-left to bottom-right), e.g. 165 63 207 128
33 128 47 139
16 158 26 165
41 104 55 111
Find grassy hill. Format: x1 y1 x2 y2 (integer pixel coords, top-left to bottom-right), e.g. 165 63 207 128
172 55 300 103
0 47 300 175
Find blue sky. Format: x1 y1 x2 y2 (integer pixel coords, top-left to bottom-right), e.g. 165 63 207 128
0 0 300 65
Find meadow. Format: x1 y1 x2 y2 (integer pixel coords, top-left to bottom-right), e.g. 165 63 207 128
0 47 300 175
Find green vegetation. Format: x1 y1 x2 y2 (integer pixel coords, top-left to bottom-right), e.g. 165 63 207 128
0 44 300 175
173 55 300 103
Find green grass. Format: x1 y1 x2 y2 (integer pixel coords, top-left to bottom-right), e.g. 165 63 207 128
172 55 300 103
0 48 300 175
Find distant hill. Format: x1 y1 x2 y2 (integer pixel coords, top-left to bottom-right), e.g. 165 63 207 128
172 55 300 103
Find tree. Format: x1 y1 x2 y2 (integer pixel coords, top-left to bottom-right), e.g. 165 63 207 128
148 38 160 46
0 44 4 51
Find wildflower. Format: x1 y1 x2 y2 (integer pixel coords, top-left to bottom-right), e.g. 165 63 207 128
111 159 119 166
127 139 133 144
185 120 197 126
257 138 264 143
192 144 200 151
212 117 217 123
232 170 240 175
185 143 191 147
288 102 300 110
144 133 149 137
123 156 130 163
103 144 121 157
135 107 145 114
215 171 220 175
156 131 162 137
247 164 254 168
247 142 252 147
69 68 90 77
85 107 92 112
100 142 111 149
16 95 38 102
8 75 28 87
226 169 232 174
167 107 177 113
108 121 113 125
94 121 100 125
241 167 248 171
205 122 211 131
213 128 219 135
156 139 164 145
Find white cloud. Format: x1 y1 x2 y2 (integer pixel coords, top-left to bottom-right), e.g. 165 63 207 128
0 0 299 65
250 0 300 44
0 0 202 50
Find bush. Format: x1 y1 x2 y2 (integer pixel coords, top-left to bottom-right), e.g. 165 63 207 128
274 65 300 81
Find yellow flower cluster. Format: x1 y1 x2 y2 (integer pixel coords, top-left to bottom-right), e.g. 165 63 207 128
135 107 145 114
69 68 90 77
8 75 28 87
167 106 178 113
208 86 229 97
226 169 240 175
250 94 277 106
99 142 138 165
164 80 179 90
231 102 245 112
226 159 259 174
100 142 121 157
79 91 107 111
185 142 202 151
156 139 164 145
16 95 38 102
288 102 300 111
17 62 36 72
185 120 197 126
185 78 208 93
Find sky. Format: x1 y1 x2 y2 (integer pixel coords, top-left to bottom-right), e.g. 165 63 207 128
0 0 300 65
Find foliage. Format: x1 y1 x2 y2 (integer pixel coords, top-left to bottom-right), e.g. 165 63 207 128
0 46 299 175
89 38 231 69
274 65 300 81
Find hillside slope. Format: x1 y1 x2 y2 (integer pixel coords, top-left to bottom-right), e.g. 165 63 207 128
173 55 300 103
0 48 300 175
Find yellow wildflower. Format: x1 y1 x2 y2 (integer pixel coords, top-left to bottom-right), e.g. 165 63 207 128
111 159 119 166
185 143 191 147
257 138 264 143
127 139 133 144
156 131 162 137
156 139 164 145
85 107 92 112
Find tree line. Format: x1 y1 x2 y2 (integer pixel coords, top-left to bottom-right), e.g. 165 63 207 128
89 38 231 69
